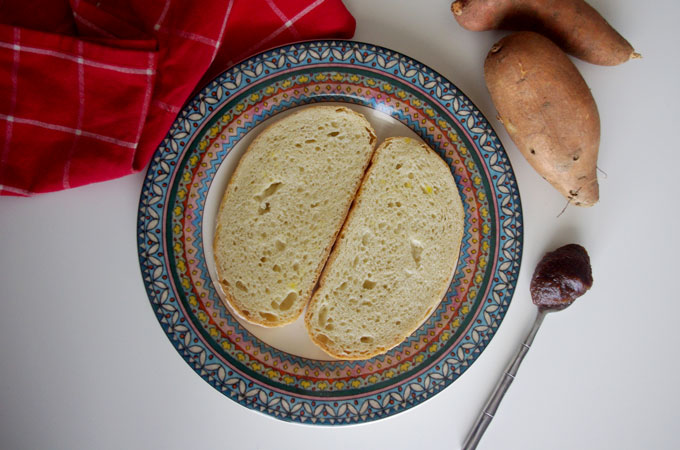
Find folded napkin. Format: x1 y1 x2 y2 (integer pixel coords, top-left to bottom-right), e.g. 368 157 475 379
0 0 355 196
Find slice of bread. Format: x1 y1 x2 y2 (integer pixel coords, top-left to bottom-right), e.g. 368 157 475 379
305 137 465 359
213 106 377 327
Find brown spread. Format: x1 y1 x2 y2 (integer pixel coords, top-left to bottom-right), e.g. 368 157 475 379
530 244 593 311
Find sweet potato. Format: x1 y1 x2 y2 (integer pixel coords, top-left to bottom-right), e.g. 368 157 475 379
451 0 639 66
484 32 600 206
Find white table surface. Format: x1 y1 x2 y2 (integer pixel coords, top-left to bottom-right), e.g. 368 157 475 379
1 1 678 449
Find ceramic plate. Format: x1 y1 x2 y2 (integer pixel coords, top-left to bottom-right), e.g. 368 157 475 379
137 40 523 425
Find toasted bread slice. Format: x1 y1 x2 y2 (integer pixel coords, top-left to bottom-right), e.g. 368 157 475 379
305 137 464 359
213 106 377 327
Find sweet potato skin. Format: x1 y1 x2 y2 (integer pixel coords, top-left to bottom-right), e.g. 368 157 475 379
484 32 600 206
452 0 638 66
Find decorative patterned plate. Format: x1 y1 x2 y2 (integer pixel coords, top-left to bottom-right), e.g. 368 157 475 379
137 40 523 425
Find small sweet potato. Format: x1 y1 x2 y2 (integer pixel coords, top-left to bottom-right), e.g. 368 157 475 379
451 0 639 66
484 32 600 206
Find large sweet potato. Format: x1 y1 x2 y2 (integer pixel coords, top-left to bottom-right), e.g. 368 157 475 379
452 0 639 66
484 32 600 206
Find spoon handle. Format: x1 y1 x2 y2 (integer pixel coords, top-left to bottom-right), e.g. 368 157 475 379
462 309 547 450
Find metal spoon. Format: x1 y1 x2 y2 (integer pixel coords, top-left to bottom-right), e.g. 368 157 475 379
462 244 593 450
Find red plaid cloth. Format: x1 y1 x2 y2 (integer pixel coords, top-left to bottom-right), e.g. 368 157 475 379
0 0 355 196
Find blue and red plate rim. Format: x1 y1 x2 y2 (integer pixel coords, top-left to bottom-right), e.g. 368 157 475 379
137 40 523 425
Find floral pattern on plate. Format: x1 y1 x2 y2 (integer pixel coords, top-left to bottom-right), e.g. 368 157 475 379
137 40 523 424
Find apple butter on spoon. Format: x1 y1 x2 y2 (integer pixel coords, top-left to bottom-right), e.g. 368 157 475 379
462 244 593 450
530 244 593 311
